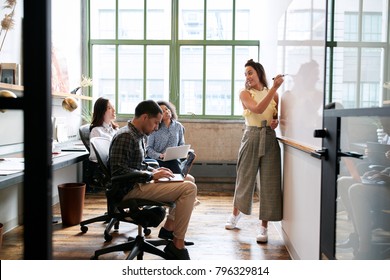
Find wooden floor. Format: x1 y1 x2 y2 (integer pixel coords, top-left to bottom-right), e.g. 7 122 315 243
0 192 291 260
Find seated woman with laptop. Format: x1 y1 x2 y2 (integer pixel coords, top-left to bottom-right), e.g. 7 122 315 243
146 100 199 206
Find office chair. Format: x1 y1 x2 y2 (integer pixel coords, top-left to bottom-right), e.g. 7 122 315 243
79 124 106 192
79 124 91 152
89 137 173 260
79 137 151 240
79 125 115 236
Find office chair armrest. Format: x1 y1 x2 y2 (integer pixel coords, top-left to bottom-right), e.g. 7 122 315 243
109 171 152 205
144 159 159 170
112 170 153 184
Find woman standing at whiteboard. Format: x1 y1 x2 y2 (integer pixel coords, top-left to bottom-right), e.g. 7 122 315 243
225 59 284 243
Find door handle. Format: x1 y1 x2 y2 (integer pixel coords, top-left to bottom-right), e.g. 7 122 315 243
313 129 327 138
311 148 328 159
337 151 363 159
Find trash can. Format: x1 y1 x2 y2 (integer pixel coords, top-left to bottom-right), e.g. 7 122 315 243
58 183 86 226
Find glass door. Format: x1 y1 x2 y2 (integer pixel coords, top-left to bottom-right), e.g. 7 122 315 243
319 0 390 260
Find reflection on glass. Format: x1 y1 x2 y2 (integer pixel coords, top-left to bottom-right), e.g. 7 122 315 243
336 116 390 260
327 0 388 109
90 0 116 39
118 45 144 114
333 0 387 42
279 56 324 148
327 47 384 109
276 0 326 147
180 46 203 115
206 0 232 40
360 48 383 107
146 46 170 101
92 45 116 105
279 2 326 41
205 46 232 115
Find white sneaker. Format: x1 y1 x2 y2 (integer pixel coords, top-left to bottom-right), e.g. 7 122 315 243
194 198 201 207
256 226 268 243
225 213 242 230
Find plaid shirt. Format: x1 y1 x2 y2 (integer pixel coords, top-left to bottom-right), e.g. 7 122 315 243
110 121 150 176
109 121 152 200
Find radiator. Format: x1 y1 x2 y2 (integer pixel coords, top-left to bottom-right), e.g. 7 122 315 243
190 161 237 178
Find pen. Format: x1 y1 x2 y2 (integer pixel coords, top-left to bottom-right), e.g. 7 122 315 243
272 74 288 80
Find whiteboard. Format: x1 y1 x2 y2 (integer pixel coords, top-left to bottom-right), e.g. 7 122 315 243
278 59 324 149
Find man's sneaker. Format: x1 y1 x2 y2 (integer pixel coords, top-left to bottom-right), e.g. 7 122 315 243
256 226 268 243
225 212 242 230
158 227 194 246
194 198 201 207
164 242 191 260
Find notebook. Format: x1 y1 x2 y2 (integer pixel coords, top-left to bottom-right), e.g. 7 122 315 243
162 144 191 161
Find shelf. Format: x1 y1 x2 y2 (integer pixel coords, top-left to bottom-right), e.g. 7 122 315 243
0 82 93 101
52 92 93 101
0 82 24 91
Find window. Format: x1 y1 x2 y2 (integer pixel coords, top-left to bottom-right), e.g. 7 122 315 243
325 0 388 109
88 0 260 118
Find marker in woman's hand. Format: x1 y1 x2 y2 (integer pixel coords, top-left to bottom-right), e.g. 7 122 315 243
272 74 288 80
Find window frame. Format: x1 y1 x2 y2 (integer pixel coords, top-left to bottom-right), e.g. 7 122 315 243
87 0 260 120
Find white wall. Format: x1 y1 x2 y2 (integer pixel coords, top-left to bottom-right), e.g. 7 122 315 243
0 0 84 233
270 0 326 259
281 146 321 259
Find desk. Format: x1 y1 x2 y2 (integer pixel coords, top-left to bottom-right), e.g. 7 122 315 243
0 150 88 233
0 151 88 190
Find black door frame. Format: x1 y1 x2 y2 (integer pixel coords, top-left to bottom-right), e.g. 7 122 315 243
320 107 389 259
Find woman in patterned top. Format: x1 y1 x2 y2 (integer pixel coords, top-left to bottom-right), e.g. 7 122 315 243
146 101 200 206
146 101 185 173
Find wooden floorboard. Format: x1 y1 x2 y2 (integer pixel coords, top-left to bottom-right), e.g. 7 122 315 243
0 192 291 260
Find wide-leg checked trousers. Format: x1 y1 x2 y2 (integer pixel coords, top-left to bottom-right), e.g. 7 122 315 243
233 122 283 221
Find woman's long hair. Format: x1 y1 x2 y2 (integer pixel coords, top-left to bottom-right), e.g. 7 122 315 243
245 59 268 89
157 100 179 128
90 97 118 131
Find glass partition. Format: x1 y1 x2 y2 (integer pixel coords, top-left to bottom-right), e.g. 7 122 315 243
336 115 390 260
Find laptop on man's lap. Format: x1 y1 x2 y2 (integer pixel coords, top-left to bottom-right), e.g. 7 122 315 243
156 150 196 182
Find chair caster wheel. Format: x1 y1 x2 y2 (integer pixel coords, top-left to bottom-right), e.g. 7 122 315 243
104 233 113 242
144 228 151 236
80 225 88 233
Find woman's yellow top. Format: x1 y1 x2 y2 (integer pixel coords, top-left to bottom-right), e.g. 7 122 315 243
242 88 277 127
